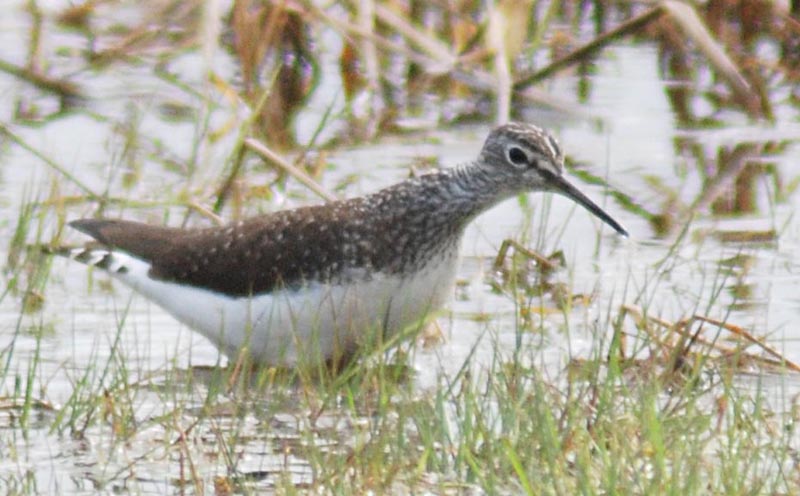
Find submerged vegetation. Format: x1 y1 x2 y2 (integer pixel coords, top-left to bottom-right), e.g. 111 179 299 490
0 0 799 493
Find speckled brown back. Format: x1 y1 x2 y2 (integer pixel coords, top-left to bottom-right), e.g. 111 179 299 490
72 200 373 296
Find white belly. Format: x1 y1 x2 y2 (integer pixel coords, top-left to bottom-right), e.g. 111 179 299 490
102 251 459 367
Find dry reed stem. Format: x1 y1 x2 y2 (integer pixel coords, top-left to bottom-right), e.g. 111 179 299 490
514 6 664 90
621 304 800 373
691 314 799 371
310 5 445 74
0 58 83 102
687 144 760 214
493 238 558 272
244 138 337 203
358 0 381 136
373 3 457 67
487 4 513 124
661 0 762 116
186 200 224 226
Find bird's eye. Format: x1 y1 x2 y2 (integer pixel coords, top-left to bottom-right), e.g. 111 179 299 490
507 147 528 166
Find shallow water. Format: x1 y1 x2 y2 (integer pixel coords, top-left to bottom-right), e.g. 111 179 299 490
1 1 800 493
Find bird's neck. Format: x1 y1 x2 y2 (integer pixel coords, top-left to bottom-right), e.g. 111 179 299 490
416 162 519 224
362 162 520 237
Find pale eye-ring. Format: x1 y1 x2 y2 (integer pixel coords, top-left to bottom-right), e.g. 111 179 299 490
507 146 528 166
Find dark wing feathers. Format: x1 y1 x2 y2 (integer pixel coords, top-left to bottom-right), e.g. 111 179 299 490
70 203 368 297
69 219 183 261
151 207 351 295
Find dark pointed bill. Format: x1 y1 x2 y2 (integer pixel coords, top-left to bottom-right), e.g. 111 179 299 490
551 175 628 237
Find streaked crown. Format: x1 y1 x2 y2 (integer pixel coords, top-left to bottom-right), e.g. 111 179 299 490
477 122 566 192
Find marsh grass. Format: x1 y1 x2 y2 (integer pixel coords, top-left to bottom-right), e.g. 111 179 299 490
2 244 800 493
